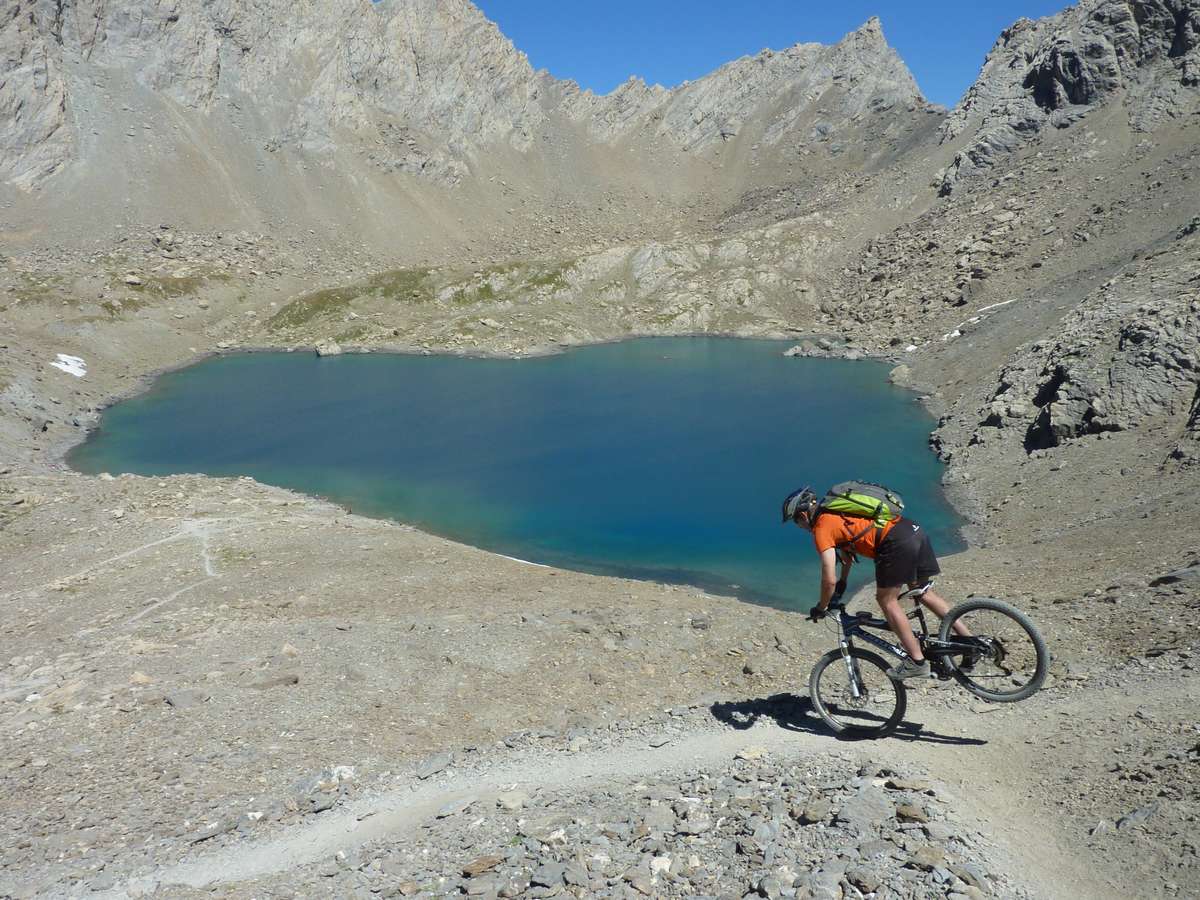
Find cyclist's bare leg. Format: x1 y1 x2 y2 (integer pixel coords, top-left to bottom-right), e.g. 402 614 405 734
876 586 925 661
912 588 969 638
915 587 971 637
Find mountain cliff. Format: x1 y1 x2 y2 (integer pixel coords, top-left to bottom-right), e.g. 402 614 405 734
1 0 931 252
939 0 1200 191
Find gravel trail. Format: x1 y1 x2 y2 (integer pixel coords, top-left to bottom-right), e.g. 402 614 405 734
100 677 1176 900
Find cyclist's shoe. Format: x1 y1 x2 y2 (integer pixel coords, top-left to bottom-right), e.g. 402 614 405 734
887 658 931 680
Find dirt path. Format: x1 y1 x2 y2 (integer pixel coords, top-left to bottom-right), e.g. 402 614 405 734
102 679 1155 900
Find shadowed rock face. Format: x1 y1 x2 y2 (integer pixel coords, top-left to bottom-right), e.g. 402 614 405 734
1020 296 1200 450
1 3 73 190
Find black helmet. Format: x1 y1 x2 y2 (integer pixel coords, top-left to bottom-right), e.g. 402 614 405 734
781 486 819 525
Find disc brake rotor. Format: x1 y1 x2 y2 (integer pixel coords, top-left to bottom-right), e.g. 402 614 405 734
844 669 872 708
846 690 871 710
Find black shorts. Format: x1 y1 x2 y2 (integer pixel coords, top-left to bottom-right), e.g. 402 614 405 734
874 519 941 588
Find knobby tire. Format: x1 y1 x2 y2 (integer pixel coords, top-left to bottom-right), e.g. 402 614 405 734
940 597 1048 702
808 647 906 739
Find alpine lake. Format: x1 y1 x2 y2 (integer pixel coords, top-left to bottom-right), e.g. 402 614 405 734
69 338 964 610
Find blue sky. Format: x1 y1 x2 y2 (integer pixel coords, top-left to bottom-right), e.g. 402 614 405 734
472 1 1072 107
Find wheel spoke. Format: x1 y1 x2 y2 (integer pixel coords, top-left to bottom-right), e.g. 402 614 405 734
814 652 902 733
945 602 1047 701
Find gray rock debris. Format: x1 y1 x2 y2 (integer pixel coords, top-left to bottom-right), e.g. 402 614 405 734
971 258 1200 454
314 755 1029 899
415 751 453 779
1150 561 1200 585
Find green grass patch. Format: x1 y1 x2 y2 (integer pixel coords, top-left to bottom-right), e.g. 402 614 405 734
444 260 571 306
215 546 255 567
334 324 373 343
101 294 152 317
268 268 434 330
268 284 358 329
448 281 498 305
12 273 69 305
369 268 436 303
525 262 571 291
267 259 572 330
120 272 230 299
648 309 687 327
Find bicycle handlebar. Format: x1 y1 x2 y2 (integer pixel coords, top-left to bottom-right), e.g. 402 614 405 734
808 580 850 622
809 598 847 622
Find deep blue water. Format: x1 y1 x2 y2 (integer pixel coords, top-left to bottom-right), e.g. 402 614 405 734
69 338 963 609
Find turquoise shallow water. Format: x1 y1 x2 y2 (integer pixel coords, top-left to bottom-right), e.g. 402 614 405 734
69 338 964 610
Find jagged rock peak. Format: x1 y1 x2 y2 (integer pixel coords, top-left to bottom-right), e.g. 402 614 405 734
569 16 924 149
938 0 1200 193
847 16 887 42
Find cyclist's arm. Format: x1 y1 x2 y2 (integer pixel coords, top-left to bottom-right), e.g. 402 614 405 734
817 547 839 610
836 548 853 591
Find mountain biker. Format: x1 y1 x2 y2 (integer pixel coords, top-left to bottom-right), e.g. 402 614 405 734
782 486 967 680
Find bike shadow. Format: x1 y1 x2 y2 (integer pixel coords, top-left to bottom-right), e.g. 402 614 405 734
709 693 988 746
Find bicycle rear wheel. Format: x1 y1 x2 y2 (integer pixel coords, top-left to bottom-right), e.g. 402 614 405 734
809 647 906 739
939 598 1048 702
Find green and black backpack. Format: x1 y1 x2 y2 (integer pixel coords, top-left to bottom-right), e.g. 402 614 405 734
816 480 906 555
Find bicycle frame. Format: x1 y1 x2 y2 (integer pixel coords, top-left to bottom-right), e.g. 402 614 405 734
829 583 981 685
837 609 909 660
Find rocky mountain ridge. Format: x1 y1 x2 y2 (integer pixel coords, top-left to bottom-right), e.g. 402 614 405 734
7 1 1199 207
1 0 927 246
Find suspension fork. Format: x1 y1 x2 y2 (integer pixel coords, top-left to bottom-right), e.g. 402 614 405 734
838 623 865 699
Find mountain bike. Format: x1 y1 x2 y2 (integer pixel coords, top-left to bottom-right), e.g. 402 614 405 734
807 582 1048 739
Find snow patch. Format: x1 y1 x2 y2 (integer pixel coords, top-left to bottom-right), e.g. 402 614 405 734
499 554 552 569
976 297 1019 315
941 297 1020 342
50 354 86 377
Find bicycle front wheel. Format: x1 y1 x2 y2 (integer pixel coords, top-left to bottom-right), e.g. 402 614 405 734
809 647 906 739
939 598 1048 702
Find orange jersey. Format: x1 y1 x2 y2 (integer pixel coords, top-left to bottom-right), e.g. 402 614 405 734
811 513 897 559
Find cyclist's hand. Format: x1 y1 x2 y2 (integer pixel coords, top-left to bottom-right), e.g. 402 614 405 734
833 578 848 601
808 604 827 622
